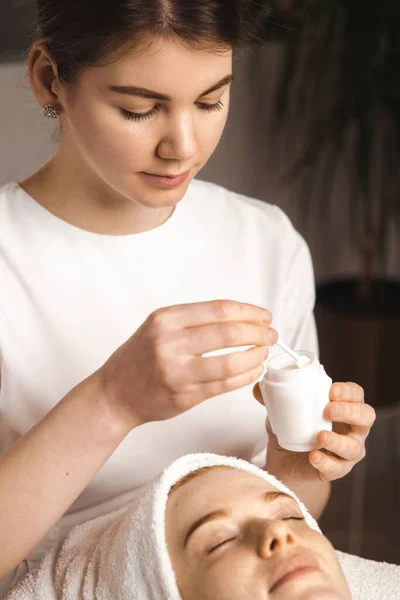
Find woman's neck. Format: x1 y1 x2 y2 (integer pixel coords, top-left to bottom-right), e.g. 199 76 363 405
20 150 175 236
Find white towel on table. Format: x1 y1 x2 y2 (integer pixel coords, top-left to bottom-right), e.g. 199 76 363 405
3 453 400 599
337 551 400 600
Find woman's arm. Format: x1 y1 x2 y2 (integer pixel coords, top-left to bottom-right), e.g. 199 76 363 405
265 464 331 520
262 418 331 519
0 300 276 580
288 479 331 521
0 372 130 580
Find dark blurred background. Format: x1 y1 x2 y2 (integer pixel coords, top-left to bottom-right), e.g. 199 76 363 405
0 0 399 563
0 0 36 60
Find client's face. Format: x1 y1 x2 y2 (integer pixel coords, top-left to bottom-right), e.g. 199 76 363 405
166 467 351 600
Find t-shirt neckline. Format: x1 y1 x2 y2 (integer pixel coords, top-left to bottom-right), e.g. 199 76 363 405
11 181 191 244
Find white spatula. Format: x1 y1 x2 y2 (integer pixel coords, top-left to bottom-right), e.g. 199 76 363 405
276 341 311 368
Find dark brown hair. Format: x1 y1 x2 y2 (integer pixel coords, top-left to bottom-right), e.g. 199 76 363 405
36 0 259 84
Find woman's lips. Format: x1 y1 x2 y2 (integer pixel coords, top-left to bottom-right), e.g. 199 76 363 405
269 554 322 593
141 171 190 188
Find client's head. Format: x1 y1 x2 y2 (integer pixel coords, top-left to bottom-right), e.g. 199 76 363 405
98 454 351 600
165 464 351 600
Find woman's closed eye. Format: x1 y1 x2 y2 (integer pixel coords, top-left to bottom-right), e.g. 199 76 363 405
120 100 225 122
196 100 224 113
208 536 237 554
206 517 304 554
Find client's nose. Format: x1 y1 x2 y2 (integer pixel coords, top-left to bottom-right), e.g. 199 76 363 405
258 520 296 559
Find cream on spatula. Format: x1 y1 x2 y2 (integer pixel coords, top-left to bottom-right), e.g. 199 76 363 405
275 341 311 368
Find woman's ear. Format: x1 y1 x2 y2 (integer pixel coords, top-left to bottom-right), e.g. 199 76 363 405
27 42 63 111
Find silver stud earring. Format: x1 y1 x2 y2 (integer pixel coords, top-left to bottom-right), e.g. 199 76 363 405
43 104 60 119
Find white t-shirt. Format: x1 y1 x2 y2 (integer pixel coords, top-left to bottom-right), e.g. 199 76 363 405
0 179 318 590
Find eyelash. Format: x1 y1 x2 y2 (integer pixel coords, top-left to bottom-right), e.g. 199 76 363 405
120 101 224 122
207 517 304 554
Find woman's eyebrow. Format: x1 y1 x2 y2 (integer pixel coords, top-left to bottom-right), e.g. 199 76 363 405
199 74 234 97
183 490 294 548
184 509 227 548
109 73 234 102
262 491 297 504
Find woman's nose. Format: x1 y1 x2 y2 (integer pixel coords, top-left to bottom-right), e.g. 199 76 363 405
157 114 198 162
258 520 296 559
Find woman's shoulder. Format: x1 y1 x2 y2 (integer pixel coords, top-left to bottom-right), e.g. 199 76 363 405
190 179 295 231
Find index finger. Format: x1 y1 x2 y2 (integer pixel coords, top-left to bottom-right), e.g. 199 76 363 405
163 300 273 328
325 400 376 430
330 382 365 403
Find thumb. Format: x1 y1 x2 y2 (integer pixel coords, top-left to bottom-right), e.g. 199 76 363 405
252 383 264 405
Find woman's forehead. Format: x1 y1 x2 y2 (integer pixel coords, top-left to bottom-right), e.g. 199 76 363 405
170 467 280 508
85 36 232 89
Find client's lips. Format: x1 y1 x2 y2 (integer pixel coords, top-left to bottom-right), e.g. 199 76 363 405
269 554 322 593
141 171 190 188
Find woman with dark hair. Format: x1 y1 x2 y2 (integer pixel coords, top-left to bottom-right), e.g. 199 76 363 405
0 0 375 594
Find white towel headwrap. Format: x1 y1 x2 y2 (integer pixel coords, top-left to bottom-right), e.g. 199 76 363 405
102 452 321 600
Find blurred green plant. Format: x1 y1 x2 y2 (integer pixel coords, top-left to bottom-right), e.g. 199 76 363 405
261 1 400 295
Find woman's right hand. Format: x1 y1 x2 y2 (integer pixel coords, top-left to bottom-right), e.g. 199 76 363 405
97 300 277 430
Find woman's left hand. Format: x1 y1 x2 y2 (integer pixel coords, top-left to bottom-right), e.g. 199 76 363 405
309 382 376 481
254 381 376 483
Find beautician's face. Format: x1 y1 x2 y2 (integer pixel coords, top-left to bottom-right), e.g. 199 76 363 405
166 468 351 600
57 36 232 208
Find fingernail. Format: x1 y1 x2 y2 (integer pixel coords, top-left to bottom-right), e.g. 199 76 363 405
268 328 278 345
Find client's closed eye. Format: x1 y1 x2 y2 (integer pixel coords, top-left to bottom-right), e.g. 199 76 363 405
208 536 237 554
207 517 303 553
